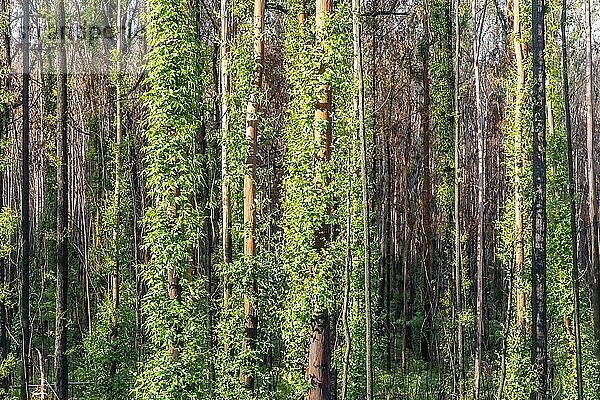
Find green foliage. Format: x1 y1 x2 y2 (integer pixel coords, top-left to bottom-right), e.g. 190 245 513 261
499 0 600 396
78 290 136 400
0 137 11 172
498 0 534 395
429 0 455 215
136 0 211 396
136 279 211 400
0 207 17 259
0 352 19 398
503 334 533 399
280 0 358 396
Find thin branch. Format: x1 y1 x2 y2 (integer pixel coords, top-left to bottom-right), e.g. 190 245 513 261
266 3 287 13
362 10 408 16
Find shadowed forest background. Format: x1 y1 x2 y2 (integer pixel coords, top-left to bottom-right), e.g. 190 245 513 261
0 0 599 397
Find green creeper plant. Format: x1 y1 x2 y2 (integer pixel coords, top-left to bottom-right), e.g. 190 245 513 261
135 0 212 397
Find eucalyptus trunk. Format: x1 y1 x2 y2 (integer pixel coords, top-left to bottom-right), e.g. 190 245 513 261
583 0 600 361
420 3 434 364
109 0 125 387
20 0 31 395
513 0 526 331
308 0 333 398
241 0 264 389
54 0 69 395
472 0 485 394
531 0 548 394
220 0 232 307
453 0 464 393
561 0 583 396
353 0 372 396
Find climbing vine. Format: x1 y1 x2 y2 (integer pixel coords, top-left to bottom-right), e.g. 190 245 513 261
135 0 212 397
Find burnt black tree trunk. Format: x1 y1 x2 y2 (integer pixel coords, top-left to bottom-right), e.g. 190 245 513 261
20 0 31 395
54 0 69 396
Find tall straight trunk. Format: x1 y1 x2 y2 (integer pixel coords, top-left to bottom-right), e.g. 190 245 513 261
513 0 526 330
241 0 264 389
341 149 352 400
584 0 600 360
55 0 69 396
453 0 464 393
20 0 31 395
168 187 182 360
308 0 333 398
420 4 434 364
531 0 547 394
220 0 232 308
195 121 215 391
0 193 5 395
298 0 306 29
377 139 389 336
130 135 144 362
401 176 410 371
109 0 124 386
472 0 485 394
352 0 372 397
400 129 411 371
496 268 513 400
561 1 583 396
0 0 10 391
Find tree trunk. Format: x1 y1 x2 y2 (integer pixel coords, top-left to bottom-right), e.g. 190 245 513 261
420 4 434 364
401 189 410 371
561 0 583 396
130 132 144 363
109 0 124 387
584 0 600 361
0 1 10 391
298 0 306 29
352 0 372 396
55 0 69 395
531 0 547 394
472 0 485 394
308 0 333 398
377 138 389 339
308 310 331 400
341 150 352 400
20 0 31 395
513 0 526 331
453 0 464 393
167 187 182 361
241 0 264 389
220 0 232 306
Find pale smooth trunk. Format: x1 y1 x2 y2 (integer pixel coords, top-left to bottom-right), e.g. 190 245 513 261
352 0 372 396
584 0 600 360
241 0 264 389
472 0 485 394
